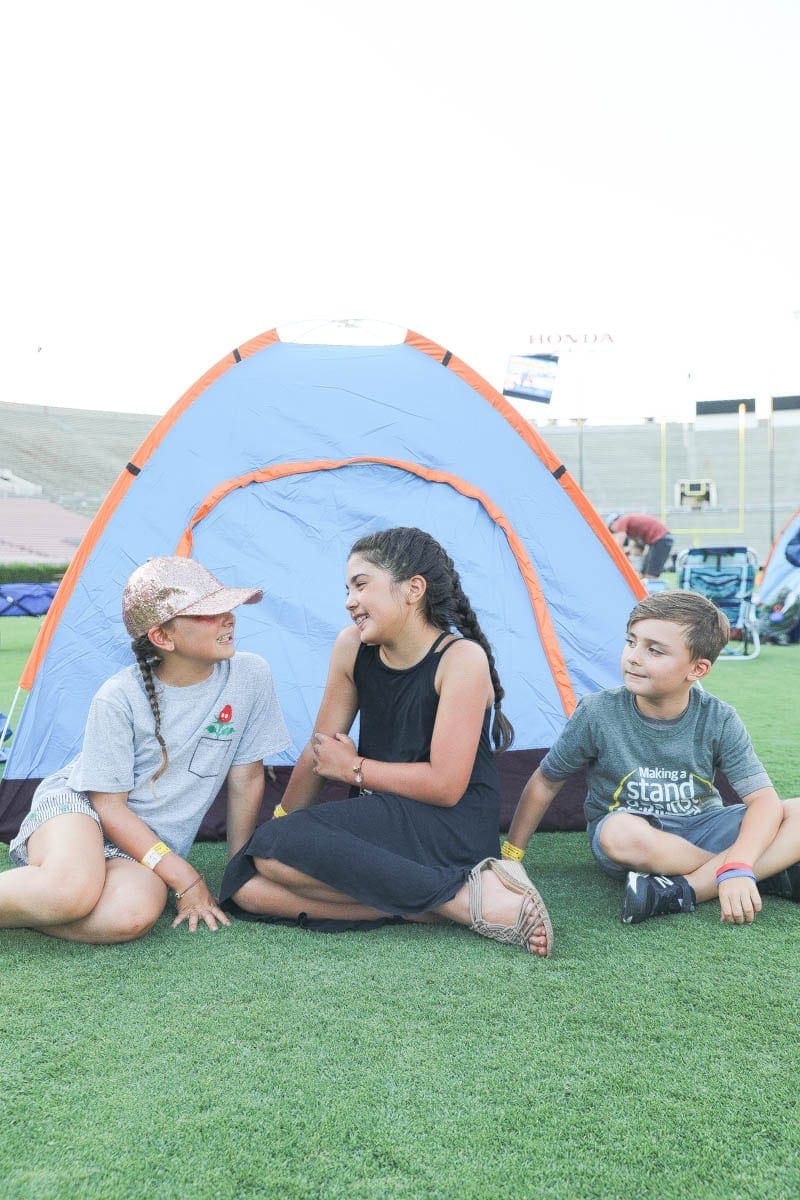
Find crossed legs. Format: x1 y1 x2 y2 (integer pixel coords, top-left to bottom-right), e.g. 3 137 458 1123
234 857 550 955
234 857 391 923
598 798 800 902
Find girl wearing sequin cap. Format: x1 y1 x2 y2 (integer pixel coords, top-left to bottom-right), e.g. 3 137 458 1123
1 557 290 943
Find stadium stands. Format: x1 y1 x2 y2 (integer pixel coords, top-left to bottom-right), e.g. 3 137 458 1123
0 498 90 565
534 417 800 563
1 400 798 564
0 402 155 516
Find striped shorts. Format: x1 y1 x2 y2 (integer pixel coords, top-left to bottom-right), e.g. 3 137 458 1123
8 787 133 868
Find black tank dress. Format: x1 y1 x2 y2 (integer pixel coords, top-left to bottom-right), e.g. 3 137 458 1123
218 633 502 929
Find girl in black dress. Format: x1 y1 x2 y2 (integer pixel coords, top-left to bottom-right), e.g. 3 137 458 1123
219 528 553 955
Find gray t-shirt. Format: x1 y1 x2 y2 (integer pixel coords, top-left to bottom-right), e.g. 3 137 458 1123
37 651 290 857
540 685 771 832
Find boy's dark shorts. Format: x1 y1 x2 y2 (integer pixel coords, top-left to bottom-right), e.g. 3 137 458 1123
590 804 748 881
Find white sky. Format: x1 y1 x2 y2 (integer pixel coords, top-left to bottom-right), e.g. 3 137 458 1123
2 0 800 424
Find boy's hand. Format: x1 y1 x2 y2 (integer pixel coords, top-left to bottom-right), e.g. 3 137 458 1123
718 875 762 925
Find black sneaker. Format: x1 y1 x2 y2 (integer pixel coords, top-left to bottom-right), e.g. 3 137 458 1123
621 872 697 925
759 863 800 901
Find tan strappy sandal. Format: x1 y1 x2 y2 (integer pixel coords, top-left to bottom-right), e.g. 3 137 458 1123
467 857 554 956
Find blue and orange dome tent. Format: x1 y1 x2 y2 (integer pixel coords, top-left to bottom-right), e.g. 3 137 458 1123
0 321 643 838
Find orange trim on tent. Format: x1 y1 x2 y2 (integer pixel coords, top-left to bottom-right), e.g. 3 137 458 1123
404 330 645 598
237 328 281 359
20 464 143 691
19 323 636 697
174 455 578 718
19 331 281 690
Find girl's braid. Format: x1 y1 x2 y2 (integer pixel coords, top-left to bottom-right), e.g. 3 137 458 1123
437 545 514 752
132 634 168 784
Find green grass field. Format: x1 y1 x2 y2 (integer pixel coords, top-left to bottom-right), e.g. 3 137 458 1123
1 617 799 1199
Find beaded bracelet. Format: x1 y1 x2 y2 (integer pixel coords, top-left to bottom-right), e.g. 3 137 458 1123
501 840 525 862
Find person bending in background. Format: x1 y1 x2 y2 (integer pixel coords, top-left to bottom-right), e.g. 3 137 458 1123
607 512 674 579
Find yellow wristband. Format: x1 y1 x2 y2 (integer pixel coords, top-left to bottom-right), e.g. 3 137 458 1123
140 840 172 869
501 840 525 862
273 803 288 819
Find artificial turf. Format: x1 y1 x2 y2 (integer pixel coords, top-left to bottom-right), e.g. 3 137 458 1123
1 618 799 1199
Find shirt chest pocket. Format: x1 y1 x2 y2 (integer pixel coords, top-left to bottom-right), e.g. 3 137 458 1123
188 737 234 779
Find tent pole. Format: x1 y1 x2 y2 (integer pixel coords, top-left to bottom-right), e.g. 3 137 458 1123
0 686 24 757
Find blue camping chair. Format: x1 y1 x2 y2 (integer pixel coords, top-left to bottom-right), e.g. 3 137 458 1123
676 546 760 660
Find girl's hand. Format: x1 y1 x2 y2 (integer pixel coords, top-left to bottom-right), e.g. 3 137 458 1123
171 877 231 932
311 732 357 783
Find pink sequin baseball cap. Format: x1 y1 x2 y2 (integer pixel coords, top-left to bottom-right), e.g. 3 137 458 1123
122 557 263 638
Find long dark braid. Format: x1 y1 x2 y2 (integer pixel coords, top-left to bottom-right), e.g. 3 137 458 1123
131 634 169 784
350 527 514 751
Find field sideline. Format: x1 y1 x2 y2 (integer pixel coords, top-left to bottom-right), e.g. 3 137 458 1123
1 617 798 1200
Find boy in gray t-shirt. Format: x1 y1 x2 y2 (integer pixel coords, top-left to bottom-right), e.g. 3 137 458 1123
504 590 800 927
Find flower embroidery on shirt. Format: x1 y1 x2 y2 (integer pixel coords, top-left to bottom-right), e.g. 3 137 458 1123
206 705 235 738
